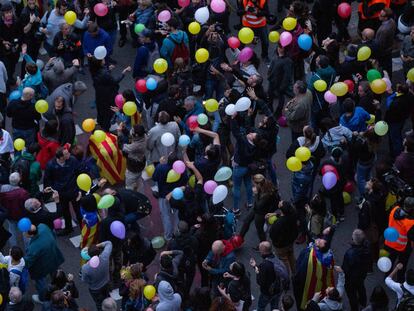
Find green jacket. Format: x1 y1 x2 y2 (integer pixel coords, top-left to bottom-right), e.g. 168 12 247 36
24 224 65 280
12 151 41 196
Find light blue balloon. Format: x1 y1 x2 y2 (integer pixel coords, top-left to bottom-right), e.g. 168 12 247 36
298 34 312 51
146 77 157 91
9 90 21 101
179 135 191 147
81 249 91 261
18 217 31 232
214 166 233 182
172 187 184 200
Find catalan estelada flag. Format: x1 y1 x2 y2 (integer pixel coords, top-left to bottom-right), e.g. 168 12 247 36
80 222 99 265
89 132 126 185
300 246 335 309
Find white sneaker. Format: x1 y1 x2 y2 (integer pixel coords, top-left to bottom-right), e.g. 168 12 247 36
32 294 44 304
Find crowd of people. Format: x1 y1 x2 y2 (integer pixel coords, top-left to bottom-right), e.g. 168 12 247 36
0 0 414 309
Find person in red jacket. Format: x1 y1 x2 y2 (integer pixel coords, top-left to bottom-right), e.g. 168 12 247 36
36 120 60 170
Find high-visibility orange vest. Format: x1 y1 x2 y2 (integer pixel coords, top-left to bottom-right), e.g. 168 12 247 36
385 206 414 252
242 0 267 28
358 0 390 20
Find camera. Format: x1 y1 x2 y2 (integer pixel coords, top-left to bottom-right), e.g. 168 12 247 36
383 167 414 198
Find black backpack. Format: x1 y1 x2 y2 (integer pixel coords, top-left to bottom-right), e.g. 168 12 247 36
11 157 31 188
397 285 414 311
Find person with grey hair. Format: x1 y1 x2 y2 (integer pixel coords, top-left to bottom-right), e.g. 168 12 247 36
102 297 118 311
284 80 313 141
174 95 204 135
6 87 40 147
45 81 87 113
6 286 34 311
342 229 371 311
0 172 29 246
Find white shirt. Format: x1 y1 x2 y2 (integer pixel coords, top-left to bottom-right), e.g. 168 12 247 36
0 129 14 154
385 277 414 304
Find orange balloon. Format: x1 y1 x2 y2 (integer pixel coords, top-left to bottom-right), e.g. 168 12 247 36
82 119 96 132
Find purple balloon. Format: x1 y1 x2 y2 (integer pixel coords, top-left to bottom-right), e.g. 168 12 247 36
322 171 337 190
238 47 254 63
324 90 337 104
173 160 186 174
110 220 126 239
204 180 218 195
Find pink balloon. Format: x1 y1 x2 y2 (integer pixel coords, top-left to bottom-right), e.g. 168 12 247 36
115 94 125 109
94 3 108 17
89 255 100 268
227 36 240 49
211 0 226 13
158 10 171 22
279 31 293 47
204 180 218 195
324 90 337 104
178 0 190 7
53 218 62 230
383 77 392 90
173 160 186 174
238 47 253 63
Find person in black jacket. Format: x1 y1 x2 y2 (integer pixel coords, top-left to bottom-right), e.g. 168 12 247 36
89 57 131 131
122 229 156 269
268 201 298 275
342 229 371 311
239 174 279 245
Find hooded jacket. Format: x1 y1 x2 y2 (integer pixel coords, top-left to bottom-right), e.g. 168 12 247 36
160 31 190 66
340 106 371 132
321 125 353 150
36 131 60 170
46 83 76 112
204 240 236 275
156 281 182 311
12 151 41 196
43 58 78 93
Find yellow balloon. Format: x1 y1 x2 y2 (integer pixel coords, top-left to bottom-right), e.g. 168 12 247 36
205 98 219 112
268 215 278 224
295 147 311 162
143 285 156 300
166 169 180 183
82 118 96 132
343 191 351 205
64 10 77 25
145 164 155 177
188 21 201 35
313 79 327 92
153 58 168 74
357 46 371 61
0 293 2 306
268 31 280 43
35 99 48 114
123 101 137 116
282 17 297 31
14 138 25 151
385 193 397 211
189 175 195 188
379 249 389 258
370 78 387 94
77 173 92 191
286 157 302 172
366 114 375 125
93 193 101 204
330 82 348 97
195 48 209 63
238 27 254 44
93 130 106 143
407 68 414 82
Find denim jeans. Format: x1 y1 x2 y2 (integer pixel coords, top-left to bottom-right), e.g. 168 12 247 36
252 26 269 58
107 29 117 54
158 198 179 240
12 128 36 148
266 158 278 185
257 292 280 311
204 78 224 101
35 276 48 301
232 166 253 211
389 121 404 158
356 161 373 197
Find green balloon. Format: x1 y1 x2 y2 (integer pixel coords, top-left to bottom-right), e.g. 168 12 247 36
197 113 208 125
374 121 389 136
151 236 165 249
98 194 115 209
366 69 381 82
134 23 145 34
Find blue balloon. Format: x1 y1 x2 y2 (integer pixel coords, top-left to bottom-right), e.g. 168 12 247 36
146 77 157 91
172 187 184 200
9 90 21 101
298 34 312 51
18 217 32 232
178 135 191 147
384 227 399 242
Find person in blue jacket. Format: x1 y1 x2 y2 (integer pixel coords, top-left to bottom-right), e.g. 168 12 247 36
160 17 189 67
133 29 159 79
339 98 371 132
83 22 113 63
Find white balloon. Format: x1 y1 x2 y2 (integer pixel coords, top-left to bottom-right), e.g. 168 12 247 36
94 46 107 60
195 7 210 24
161 132 175 147
235 97 251 112
377 257 392 273
212 185 228 204
225 104 236 116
